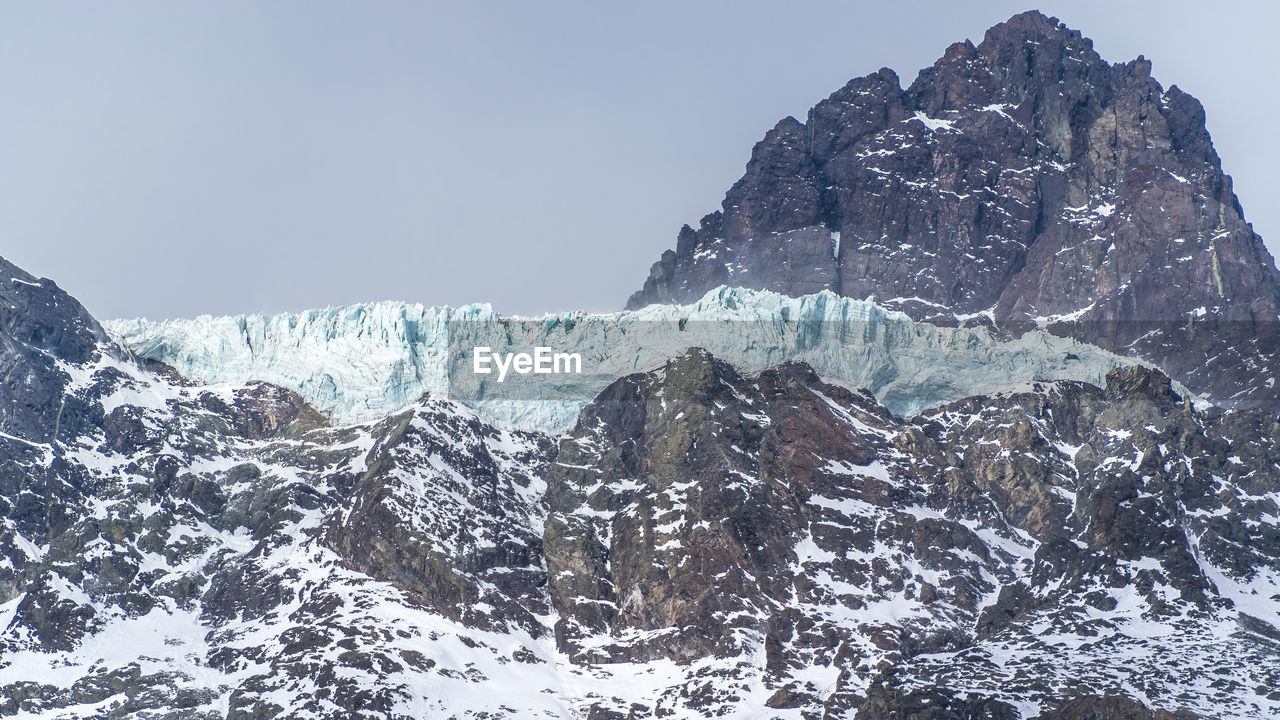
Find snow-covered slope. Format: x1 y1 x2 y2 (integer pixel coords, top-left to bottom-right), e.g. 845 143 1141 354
5 263 1277 719
8 328 1274 720
105 287 1184 434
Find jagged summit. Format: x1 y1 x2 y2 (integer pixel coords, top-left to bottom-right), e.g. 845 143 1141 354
627 11 1280 412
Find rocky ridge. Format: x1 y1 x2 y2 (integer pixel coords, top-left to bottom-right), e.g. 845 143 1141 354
542 348 1278 718
0 261 567 716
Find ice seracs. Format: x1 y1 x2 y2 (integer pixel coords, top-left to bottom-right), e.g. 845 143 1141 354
105 286 1190 434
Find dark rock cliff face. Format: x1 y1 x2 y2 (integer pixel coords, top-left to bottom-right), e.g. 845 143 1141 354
0 258 111 445
627 11 1280 412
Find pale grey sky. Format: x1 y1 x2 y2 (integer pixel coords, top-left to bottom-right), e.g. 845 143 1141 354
1 1 1275 319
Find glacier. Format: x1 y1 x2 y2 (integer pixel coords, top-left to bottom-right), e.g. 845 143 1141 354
104 286 1185 434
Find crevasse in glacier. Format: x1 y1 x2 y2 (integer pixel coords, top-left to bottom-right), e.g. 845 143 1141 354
104 287 1181 434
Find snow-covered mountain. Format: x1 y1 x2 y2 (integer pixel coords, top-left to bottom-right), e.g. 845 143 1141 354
2 9 1279 720
105 287 1192 434
2 255 1277 717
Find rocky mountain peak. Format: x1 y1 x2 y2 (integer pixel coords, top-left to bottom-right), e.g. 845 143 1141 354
910 11 1103 121
0 261 114 445
627 12 1280 412
0 257 106 366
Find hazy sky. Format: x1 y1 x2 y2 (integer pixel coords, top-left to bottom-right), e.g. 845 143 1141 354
1 2 1276 319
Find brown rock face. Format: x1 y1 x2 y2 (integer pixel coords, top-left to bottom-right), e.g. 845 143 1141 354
627 11 1280 411
1033 695 1200 720
542 348 1280 717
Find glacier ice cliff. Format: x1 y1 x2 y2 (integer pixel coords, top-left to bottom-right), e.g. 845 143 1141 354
105 287 1185 434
